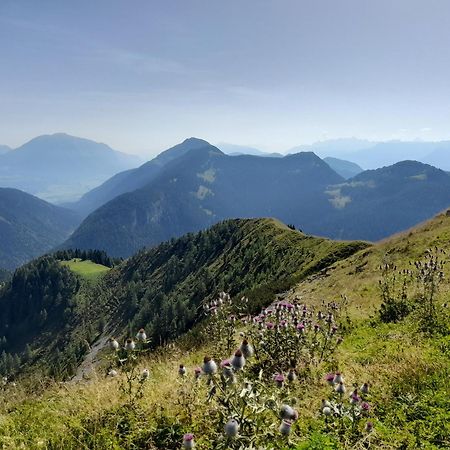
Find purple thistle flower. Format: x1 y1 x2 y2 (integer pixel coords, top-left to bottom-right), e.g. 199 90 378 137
274 373 285 387
325 373 335 385
361 402 371 414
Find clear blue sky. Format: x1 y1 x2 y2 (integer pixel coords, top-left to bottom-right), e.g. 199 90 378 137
1 0 450 156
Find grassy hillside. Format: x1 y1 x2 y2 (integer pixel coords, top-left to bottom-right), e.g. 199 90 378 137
0 215 449 449
60 258 110 281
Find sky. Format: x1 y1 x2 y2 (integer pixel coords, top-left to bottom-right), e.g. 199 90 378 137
1 0 450 157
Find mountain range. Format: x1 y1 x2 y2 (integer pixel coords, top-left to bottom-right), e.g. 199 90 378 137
0 134 141 203
292 138 450 171
63 138 450 257
0 188 79 270
63 142 345 256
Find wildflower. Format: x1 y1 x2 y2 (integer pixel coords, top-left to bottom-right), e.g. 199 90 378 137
182 433 195 449
333 372 344 384
266 322 275 330
336 337 344 345
325 373 335 385
141 368 150 380
108 369 118 377
109 338 119 351
321 399 331 409
240 339 254 358
350 391 361 405
231 349 245 371
365 421 374 432
136 328 147 342
296 323 305 333
279 419 292 436
202 356 217 375
361 402 371 414
274 373 285 387
194 367 202 380
287 368 297 382
335 382 346 394
179 364 187 376
125 338 135 351
360 382 369 395
224 419 239 438
280 404 298 421
322 406 332 416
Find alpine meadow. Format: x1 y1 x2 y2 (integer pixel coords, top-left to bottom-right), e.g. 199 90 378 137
1 2 450 449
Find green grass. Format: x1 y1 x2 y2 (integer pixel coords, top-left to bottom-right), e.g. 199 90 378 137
60 258 110 281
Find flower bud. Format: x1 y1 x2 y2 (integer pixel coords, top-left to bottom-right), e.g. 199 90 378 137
224 419 239 438
335 382 346 394
333 372 344 384
141 368 149 380
287 368 297 382
279 419 292 436
178 364 187 376
108 369 118 377
280 404 298 421
274 373 285 388
202 356 217 375
136 329 147 342
182 433 195 449
365 421 374 432
360 382 369 395
231 349 245 371
240 339 254 358
322 406 332 416
125 339 135 351
194 367 202 380
109 338 119 351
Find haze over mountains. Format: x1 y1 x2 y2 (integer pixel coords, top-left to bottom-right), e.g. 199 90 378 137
62 138 450 258
0 188 79 270
0 134 450 270
289 138 450 171
0 134 141 203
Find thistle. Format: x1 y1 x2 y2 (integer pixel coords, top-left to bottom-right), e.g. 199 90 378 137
279 419 292 436
108 369 118 377
178 364 187 376
125 338 135 351
360 382 369 395
109 338 119 351
136 328 147 342
240 339 254 358
202 356 217 375
182 433 195 449
335 381 346 394
274 373 285 388
287 368 297 382
141 368 149 380
224 418 239 438
280 404 298 421
325 373 335 385
194 367 202 380
231 349 245 371
333 372 344 384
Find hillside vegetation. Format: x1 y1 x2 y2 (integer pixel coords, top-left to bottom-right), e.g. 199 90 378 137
0 188 79 270
0 218 366 381
0 214 449 449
